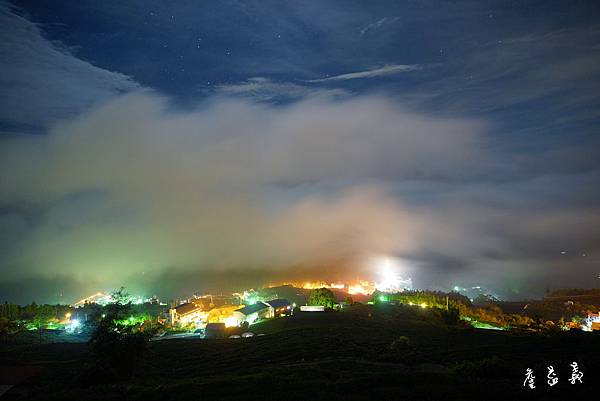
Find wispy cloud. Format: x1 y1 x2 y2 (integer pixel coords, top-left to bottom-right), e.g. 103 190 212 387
0 1 138 133
212 77 348 101
307 64 421 83
359 16 401 36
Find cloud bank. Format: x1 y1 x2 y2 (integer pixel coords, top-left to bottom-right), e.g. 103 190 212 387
0 91 489 299
0 89 598 302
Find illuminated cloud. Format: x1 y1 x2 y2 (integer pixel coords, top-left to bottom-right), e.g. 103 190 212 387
1 1 599 303
0 91 484 293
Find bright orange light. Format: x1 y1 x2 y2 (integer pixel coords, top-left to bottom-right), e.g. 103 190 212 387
302 281 330 289
264 279 377 295
348 284 370 295
73 291 106 306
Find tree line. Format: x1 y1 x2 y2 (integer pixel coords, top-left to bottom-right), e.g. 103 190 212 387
0 301 72 322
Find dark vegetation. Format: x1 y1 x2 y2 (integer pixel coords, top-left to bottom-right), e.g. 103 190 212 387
0 302 72 323
307 287 337 308
0 302 74 343
376 290 537 330
547 288 600 297
1 302 598 400
76 288 156 386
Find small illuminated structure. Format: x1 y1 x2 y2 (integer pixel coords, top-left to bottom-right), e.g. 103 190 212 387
420 302 427 309
230 302 271 326
583 312 600 332
169 302 209 326
207 305 242 325
300 305 325 312
265 299 292 317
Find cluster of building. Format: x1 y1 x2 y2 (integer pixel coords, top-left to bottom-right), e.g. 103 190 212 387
582 312 600 331
169 295 294 329
264 281 373 295
73 292 165 307
266 276 413 296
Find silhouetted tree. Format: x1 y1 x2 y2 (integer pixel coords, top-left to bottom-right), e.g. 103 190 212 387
82 287 153 385
308 288 336 308
32 305 54 343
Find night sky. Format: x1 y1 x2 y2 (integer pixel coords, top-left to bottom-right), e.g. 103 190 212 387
1 0 599 303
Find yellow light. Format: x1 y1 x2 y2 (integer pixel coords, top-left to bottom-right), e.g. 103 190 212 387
408 302 414 306
65 312 71 319
223 316 240 328
348 284 371 295
420 303 427 308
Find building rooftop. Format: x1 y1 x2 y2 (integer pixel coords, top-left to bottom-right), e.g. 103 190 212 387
266 299 291 309
238 302 270 315
174 302 203 316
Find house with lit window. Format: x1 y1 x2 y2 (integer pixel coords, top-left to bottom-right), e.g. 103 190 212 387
265 299 293 317
583 312 600 331
229 302 272 326
226 299 294 326
169 302 209 326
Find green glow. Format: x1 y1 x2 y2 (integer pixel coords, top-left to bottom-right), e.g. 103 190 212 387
242 290 259 305
462 316 506 331
379 295 386 302
471 321 505 330
114 314 147 326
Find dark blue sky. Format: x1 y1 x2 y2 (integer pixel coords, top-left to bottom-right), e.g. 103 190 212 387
1 0 599 303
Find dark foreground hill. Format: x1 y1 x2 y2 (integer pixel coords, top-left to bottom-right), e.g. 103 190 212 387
1 304 598 400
